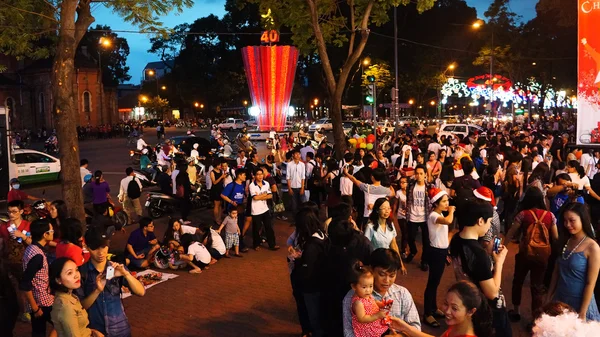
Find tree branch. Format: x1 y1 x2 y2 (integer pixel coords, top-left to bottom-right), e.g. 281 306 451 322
347 0 355 60
74 0 95 44
0 2 58 23
306 0 337 95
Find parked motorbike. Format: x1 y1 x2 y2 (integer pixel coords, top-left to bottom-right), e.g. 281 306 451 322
145 183 211 219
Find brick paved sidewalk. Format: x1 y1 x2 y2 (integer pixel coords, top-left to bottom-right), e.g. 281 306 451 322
13 207 532 337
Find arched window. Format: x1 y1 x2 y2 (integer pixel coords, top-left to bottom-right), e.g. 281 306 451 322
5 97 15 121
83 91 91 112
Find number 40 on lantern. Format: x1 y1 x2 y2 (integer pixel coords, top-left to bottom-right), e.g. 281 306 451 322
261 30 280 44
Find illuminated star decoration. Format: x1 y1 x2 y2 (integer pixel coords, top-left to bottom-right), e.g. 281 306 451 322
261 8 275 28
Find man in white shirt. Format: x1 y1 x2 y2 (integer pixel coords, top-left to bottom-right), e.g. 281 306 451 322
249 169 279 251
405 165 431 271
136 134 148 151
391 147 401 167
118 167 143 225
286 149 306 213
427 139 442 158
80 159 92 187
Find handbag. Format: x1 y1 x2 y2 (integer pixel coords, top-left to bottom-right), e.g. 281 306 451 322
273 191 285 213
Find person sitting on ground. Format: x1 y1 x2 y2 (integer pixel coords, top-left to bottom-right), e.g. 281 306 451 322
198 225 226 264
55 218 89 267
179 233 211 274
125 217 160 269
162 218 201 251
90 204 117 237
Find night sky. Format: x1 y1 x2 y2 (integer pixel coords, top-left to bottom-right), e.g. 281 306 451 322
91 0 538 84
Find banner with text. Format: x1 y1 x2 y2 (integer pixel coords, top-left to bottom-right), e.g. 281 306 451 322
578 1 600 145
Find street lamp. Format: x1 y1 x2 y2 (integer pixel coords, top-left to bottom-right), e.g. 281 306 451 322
408 99 414 105
144 69 159 95
161 85 166 90
194 102 199 108
363 58 371 66
98 37 112 124
140 95 148 103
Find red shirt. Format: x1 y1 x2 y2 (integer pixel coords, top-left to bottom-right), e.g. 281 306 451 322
7 189 28 202
0 219 31 244
55 242 90 266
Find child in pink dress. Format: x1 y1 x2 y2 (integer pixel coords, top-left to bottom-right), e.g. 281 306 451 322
351 265 391 337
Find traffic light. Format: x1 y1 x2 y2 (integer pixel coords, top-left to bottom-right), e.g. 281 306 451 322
367 75 375 83
366 83 374 104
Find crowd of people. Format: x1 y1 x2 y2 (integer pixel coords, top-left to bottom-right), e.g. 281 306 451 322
5 112 600 337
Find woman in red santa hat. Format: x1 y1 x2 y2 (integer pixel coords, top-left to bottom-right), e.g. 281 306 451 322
423 187 456 328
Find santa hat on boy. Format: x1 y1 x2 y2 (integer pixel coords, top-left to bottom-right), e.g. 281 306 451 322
473 186 496 208
428 187 447 204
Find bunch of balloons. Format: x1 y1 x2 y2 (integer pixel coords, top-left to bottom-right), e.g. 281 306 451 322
348 134 376 150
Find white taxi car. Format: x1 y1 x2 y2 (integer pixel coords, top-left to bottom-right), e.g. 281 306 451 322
308 118 333 132
218 118 245 131
10 149 61 185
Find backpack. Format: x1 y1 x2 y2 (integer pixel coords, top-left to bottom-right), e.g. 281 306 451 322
127 177 141 199
330 172 342 196
525 210 552 264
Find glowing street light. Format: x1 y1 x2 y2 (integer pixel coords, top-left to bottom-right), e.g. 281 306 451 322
243 100 248 106
532 62 537 66
99 37 111 47
313 98 319 106
161 85 167 90
472 20 483 29
408 99 414 105
140 95 148 103
430 100 436 106
194 102 199 107
200 104 204 109
448 63 456 70
147 69 155 76
363 57 371 66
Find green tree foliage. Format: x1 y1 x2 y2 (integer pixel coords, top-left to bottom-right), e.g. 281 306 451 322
362 63 393 90
247 0 436 156
142 96 170 118
0 0 193 221
80 25 131 86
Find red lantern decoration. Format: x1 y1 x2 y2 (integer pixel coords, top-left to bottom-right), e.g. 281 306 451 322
241 46 299 131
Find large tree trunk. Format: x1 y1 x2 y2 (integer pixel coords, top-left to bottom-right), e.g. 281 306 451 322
330 88 347 158
52 0 94 222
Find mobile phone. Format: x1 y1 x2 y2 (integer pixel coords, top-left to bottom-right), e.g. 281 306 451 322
106 266 115 280
493 237 502 254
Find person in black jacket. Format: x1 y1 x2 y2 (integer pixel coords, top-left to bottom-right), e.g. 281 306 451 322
175 161 192 221
0 259 19 337
325 207 373 337
289 204 328 337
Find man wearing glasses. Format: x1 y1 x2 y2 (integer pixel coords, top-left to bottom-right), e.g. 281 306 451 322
19 219 55 337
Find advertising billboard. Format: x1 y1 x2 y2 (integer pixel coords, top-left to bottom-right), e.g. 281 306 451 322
578 1 600 145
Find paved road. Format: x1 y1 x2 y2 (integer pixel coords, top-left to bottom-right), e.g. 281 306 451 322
13 127 531 337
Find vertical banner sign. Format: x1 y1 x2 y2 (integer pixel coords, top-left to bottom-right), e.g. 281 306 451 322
578 1 600 145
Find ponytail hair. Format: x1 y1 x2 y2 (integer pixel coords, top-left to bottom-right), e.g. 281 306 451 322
350 261 373 285
94 170 103 185
448 281 494 337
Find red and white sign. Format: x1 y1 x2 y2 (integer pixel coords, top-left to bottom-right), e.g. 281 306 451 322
578 1 600 145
